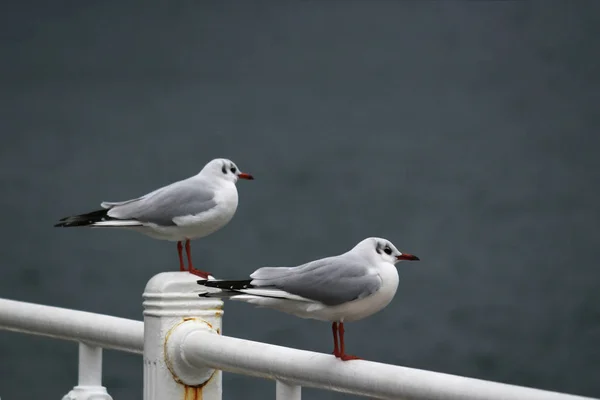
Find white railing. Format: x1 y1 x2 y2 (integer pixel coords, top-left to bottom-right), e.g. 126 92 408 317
0 272 597 400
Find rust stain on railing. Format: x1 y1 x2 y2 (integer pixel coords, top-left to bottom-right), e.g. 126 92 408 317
182 316 214 329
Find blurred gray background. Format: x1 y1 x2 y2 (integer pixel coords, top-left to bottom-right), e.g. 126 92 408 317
1 1 599 399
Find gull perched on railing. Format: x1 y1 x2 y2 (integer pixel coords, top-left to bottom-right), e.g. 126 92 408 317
54 158 254 279
197 237 419 360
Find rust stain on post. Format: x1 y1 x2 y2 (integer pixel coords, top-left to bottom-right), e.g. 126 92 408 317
164 322 177 380
184 385 203 400
181 367 218 399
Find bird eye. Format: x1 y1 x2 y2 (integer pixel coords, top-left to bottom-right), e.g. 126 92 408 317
230 167 237 173
384 246 392 255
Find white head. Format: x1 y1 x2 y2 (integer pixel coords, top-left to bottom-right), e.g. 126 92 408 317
352 237 419 265
199 158 254 184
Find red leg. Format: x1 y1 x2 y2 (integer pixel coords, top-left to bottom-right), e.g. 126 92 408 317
185 239 212 279
332 322 340 357
177 241 185 271
338 322 361 361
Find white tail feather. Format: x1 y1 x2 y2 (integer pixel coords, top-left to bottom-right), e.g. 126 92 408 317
231 288 313 302
91 220 142 227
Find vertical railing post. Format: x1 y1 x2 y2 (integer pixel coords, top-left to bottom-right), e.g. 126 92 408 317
61 342 112 400
142 272 223 400
276 380 302 400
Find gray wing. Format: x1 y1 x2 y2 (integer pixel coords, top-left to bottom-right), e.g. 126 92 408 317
104 179 216 226
250 256 382 306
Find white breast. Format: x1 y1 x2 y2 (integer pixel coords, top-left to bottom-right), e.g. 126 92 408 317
330 263 400 322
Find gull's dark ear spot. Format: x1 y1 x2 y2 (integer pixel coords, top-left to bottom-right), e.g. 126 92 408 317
375 242 382 254
221 164 227 174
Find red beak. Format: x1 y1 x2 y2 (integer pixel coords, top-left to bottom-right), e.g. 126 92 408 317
237 173 254 180
396 253 419 261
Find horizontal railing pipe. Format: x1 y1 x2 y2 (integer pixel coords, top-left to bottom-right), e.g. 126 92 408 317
175 329 595 400
0 298 143 354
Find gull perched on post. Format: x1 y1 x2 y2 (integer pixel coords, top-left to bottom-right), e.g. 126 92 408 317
54 158 254 279
197 237 419 360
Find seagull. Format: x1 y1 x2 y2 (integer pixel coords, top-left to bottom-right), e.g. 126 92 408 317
54 158 254 279
197 237 419 360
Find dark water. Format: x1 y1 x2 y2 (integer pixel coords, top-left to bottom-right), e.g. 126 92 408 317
1 2 599 399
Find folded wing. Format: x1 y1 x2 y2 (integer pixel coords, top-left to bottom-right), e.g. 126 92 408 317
249 256 382 306
105 179 216 226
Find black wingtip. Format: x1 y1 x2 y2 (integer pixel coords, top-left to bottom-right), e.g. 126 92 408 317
54 220 71 227
52 208 114 228
200 279 254 290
